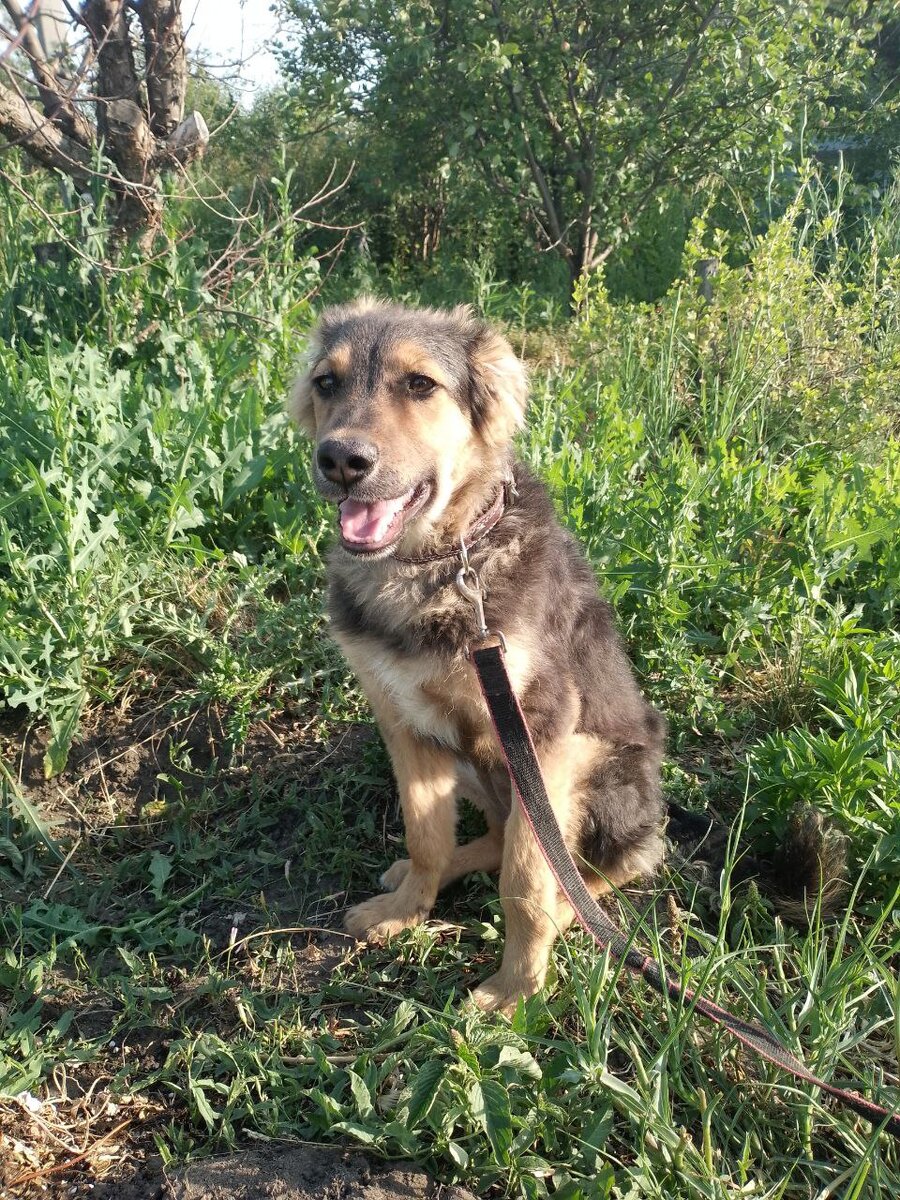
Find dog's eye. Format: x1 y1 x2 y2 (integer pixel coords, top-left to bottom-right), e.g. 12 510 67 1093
407 373 436 397
313 373 337 397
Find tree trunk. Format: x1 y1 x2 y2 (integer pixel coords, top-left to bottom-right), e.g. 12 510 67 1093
82 0 161 249
138 1 187 138
0 0 203 254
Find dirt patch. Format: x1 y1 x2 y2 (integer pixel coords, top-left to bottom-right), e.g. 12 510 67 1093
0 1080 170 1200
0 699 363 843
1 1139 476 1200
169 1146 476 1200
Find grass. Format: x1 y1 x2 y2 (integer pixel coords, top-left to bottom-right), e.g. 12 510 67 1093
1 170 899 1197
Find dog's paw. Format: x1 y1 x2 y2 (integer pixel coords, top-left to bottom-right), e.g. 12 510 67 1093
469 970 540 1017
344 893 426 943
379 859 411 891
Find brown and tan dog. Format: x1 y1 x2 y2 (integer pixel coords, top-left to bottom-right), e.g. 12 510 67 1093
291 298 666 1013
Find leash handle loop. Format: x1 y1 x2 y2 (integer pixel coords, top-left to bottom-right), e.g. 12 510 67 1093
470 642 900 1143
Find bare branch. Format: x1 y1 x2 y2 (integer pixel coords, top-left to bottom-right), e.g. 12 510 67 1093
0 0 30 66
1 0 94 143
0 73 93 178
202 164 357 296
295 160 355 213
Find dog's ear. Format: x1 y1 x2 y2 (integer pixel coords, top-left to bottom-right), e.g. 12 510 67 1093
466 321 528 449
288 323 326 437
288 372 317 437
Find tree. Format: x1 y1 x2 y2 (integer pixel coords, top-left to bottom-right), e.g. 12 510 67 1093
277 0 896 298
0 1 209 249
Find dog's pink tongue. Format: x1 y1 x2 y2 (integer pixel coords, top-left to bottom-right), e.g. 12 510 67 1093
339 492 411 544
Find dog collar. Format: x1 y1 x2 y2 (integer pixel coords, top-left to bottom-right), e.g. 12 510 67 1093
393 477 514 567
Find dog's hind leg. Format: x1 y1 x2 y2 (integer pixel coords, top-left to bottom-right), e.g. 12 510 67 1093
345 726 459 943
470 733 657 1016
381 824 504 892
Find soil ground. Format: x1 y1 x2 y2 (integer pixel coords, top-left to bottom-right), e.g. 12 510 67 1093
3 1137 476 1199
171 1146 477 1200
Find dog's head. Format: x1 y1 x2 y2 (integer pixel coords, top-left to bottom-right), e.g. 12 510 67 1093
290 299 527 558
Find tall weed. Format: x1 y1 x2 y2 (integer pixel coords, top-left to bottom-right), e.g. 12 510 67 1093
0 180 328 775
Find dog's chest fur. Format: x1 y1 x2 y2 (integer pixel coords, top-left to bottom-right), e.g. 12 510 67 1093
354 641 467 746
332 607 531 761
326 514 545 759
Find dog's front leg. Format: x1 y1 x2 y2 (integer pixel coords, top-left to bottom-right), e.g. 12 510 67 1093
345 726 458 943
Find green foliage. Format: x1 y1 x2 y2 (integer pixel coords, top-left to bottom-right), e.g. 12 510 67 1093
277 0 898 294
1 746 897 1194
747 631 900 898
0 169 336 775
2 161 900 1197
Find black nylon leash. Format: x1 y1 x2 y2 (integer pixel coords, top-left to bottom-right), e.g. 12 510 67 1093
471 640 900 1142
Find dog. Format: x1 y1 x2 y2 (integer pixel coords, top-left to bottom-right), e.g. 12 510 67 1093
289 297 667 1013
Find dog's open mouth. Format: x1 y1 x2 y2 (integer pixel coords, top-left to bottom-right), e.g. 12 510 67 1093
338 480 432 554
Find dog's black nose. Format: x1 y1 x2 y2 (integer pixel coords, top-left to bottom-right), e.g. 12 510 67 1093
316 437 379 487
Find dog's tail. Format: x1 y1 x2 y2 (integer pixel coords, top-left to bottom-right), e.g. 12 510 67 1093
666 801 847 920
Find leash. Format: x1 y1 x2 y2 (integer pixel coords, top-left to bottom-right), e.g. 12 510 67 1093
453 565 900 1140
